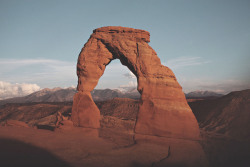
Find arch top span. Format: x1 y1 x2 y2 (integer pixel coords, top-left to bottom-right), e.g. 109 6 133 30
93 26 150 43
72 26 200 140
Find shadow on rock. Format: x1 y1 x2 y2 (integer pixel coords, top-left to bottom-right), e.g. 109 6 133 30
201 135 250 167
0 138 70 167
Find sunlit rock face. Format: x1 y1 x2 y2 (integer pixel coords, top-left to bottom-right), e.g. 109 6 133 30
72 26 200 140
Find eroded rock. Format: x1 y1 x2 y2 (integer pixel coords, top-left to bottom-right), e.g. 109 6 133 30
72 26 200 139
5 120 29 128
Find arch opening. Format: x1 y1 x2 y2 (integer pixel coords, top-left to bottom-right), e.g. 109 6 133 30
91 59 141 128
93 59 139 97
90 60 140 135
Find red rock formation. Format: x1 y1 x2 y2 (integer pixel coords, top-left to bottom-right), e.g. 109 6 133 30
72 26 200 139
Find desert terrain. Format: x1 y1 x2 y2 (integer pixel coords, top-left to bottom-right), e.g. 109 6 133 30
0 89 249 167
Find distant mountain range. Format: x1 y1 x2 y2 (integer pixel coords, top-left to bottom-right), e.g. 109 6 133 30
185 90 224 99
0 87 140 106
0 87 76 106
91 88 140 101
0 87 226 106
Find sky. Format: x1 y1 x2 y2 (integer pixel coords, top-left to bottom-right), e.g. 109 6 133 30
0 0 250 98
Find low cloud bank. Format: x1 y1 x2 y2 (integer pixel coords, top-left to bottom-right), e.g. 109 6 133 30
119 81 137 88
0 81 40 100
123 71 136 79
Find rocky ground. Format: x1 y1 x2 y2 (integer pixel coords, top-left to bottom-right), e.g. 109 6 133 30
0 125 208 167
0 90 249 167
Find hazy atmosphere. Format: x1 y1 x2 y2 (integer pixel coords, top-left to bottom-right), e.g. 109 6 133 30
1 0 250 98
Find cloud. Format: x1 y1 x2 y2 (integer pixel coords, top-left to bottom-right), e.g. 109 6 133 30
123 71 136 79
0 81 40 100
0 58 138 90
96 60 138 89
119 81 137 88
164 56 210 70
0 59 62 65
0 58 76 88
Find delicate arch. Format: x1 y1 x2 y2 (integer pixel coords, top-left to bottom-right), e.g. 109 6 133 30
72 26 200 139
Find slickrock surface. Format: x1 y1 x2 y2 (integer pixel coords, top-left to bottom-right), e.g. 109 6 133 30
72 26 200 139
0 126 208 167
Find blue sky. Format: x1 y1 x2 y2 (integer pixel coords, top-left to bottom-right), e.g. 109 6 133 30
0 0 249 97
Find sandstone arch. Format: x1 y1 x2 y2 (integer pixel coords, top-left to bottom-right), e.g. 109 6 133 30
72 26 200 139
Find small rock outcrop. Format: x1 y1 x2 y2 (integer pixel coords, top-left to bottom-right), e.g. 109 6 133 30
72 26 200 139
5 120 29 128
